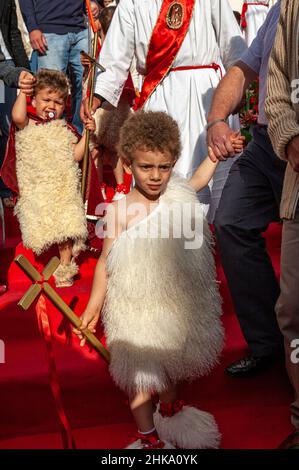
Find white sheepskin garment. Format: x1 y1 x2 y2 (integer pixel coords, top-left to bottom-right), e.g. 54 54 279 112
14 120 87 255
103 175 224 395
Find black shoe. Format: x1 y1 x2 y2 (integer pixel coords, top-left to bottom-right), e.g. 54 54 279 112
225 354 278 377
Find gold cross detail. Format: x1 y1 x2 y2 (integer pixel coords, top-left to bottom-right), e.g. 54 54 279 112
15 254 110 364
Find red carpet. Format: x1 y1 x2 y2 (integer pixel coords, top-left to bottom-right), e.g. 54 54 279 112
0 206 293 449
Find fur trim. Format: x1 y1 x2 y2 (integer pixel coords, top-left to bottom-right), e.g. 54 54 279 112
103 175 224 395
14 120 87 255
53 259 79 287
154 403 221 449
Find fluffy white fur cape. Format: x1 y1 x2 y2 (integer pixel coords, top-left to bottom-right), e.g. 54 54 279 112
14 120 87 255
103 175 224 395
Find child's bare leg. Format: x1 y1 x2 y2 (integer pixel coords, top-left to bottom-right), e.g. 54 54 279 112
129 391 154 433
58 239 72 264
54 240 78 288
91 148 103 184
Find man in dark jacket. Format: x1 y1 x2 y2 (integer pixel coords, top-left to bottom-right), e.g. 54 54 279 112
0 0 32 206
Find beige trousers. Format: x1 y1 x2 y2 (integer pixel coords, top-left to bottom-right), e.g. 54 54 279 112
276 203 299 430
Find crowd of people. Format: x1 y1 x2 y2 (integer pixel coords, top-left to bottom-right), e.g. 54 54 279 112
0 0 298 449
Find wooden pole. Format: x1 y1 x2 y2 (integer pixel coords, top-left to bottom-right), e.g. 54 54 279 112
81 31 99 200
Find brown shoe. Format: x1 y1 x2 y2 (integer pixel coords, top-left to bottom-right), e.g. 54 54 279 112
278 431 299 449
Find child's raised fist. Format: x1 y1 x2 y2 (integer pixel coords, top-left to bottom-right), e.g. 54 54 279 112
18 71 36 96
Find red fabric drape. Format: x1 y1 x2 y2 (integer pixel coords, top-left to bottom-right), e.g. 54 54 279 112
134 0 196 110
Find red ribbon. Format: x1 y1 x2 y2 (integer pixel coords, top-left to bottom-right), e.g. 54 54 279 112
86 0 97 34
159 399 186 417
170 62 223 79
241 2 269 30
134 0 196 110
132 431 165 449
35 294 76 449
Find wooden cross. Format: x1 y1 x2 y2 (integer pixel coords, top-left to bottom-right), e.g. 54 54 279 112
15 254 110 364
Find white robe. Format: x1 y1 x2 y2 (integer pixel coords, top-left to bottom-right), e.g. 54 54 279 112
103 175 224 394
243 1 270 47
95 0 247 221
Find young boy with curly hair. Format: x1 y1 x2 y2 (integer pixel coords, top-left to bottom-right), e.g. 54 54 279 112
74 111 243 448
12 69 95 287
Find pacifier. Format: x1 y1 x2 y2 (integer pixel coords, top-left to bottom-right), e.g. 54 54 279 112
46 111 56 120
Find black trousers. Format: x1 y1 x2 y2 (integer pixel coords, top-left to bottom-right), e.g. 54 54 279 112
214 126 286 357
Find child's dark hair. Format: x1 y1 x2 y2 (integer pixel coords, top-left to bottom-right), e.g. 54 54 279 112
34 69 69 99
118 111 181 161
99 6 116 35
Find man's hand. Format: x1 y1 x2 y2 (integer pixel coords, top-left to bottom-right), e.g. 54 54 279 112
29 29 47 55
207 121 237 162
18 71 36 95
286 135 299 172
80 95 102 123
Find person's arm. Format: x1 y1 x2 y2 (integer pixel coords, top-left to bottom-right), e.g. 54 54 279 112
189 132 245 191
73 203 123 346
207 61 257 161
81 0 135 121
18 0 38 32
9 0 30 69
208 2 276 161
265 1 299 172
188 157 218 192
19 0 47 54
73 117 96 161
0 59 26 87
18 70 35 95
12 91 29 129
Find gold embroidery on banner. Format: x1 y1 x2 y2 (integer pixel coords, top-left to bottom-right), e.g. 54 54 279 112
166 2 184 30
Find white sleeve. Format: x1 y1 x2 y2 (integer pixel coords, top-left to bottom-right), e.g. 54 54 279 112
95 0 135 107
211 0 247 70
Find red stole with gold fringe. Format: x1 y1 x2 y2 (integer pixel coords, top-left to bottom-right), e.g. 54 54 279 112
134 0 196 110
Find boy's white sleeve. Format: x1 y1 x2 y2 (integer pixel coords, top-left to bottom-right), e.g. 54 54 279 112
94 0 135 107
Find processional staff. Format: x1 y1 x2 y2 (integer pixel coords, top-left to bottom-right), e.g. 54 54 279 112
81 0 105 200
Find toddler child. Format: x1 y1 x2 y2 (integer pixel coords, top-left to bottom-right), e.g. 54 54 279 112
12 69 95 287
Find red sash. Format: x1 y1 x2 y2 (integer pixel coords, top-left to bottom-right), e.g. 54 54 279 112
241 2 269 29
134 0 196 110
